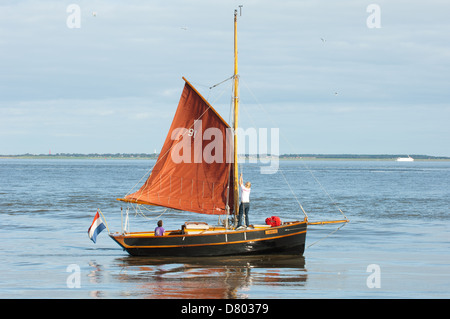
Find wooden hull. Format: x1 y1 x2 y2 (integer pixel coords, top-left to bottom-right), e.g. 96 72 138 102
109 220 307 257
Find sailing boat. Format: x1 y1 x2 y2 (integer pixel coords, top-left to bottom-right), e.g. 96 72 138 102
108 10 346 257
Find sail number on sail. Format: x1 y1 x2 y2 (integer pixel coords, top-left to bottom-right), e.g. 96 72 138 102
172 118 279 172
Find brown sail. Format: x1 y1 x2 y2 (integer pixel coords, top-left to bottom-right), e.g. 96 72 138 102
118 78 235 215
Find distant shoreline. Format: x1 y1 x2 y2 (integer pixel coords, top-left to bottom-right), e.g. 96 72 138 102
1 153 449 161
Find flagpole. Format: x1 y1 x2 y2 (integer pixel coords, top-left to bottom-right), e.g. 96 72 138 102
97 209 110 233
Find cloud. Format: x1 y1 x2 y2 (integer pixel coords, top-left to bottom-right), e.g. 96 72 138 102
0 97 175 153
1 1 450 155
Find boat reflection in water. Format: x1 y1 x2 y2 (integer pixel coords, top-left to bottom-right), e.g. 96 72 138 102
113 255 307 298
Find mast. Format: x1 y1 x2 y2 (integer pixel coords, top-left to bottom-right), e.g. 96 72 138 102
233 9 240 223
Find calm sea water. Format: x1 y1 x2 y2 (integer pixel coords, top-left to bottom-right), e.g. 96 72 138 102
1 159 449 299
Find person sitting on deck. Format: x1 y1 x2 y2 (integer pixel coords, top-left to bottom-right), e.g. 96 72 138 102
237 173 251 228
155 220 165 236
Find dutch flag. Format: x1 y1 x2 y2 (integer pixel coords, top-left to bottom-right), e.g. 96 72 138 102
88 211 106 243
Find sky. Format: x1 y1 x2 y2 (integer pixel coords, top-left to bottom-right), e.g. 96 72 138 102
1 0 449 156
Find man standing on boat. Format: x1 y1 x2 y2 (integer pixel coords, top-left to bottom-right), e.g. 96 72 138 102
237 173 251 228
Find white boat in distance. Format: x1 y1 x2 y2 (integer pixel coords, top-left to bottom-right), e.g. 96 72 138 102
396 156 414 162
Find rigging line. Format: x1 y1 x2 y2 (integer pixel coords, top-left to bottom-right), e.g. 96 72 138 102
235 80 306 218
231 80 244 175
97 209 110 233
306 221 347 249
135 203 168 220
125 164 153 197
303 163 348 220
240 78 347 220
224 83 235 218
209 75 234 89
237 79 306 217
228 84 234 132
191 76 233 102
239 94 258 128
278 166 309 219
209 81 231 105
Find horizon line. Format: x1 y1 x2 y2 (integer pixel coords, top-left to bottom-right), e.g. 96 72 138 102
1 153 449 159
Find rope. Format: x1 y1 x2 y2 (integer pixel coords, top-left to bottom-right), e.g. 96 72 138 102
97 208 110 233
235 88 309 219
302 162 348 221
306 221 347 249
240 78 347 221
239 79 307 218
134 203 168 221
278 168 309 219
190 77 232 105
209 75 234 89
